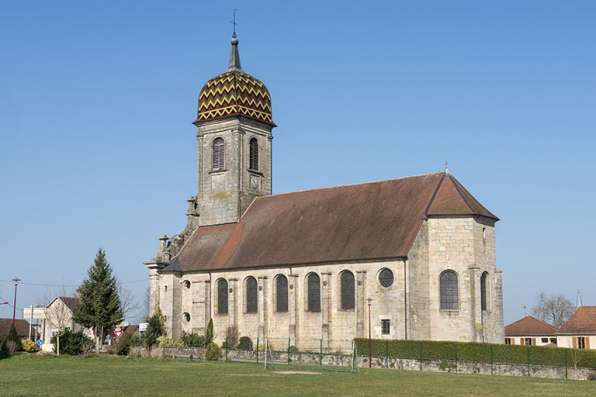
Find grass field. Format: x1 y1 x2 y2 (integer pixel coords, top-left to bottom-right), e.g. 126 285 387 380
1 354 595 396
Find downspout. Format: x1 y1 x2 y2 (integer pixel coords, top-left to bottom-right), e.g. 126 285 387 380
404 259 408 340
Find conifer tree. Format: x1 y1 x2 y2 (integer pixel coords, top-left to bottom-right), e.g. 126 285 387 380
75 248 123 353
144 307 166 347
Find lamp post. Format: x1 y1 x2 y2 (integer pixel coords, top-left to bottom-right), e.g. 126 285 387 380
367 297 373 368
12 277 21 325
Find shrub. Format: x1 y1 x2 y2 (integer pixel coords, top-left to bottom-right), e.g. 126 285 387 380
3 341 17 357
288 345 298 353
237 336 253 351
205 318 214 345
205 342 222 361
173 339 184 347
130 335 143 347
354 338 596 369
180 331 206 347
21 339 36 353
225 325 239 349
144 308 166 347
2 324 22 352
157 336 175 347
51 330 93 355
221 340 231 349
113 332 132 355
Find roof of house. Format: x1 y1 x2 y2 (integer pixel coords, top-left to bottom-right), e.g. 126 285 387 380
557 306 596 335
124 325 139 334
505 316 559 336
0 318 30 338
164 171 497 273
58 297 79 312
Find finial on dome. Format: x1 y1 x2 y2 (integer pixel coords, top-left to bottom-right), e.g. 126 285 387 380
226 8 244 73
445 161 450 174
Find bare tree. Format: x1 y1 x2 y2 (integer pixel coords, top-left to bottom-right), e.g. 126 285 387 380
117 280 140 322
531 292 575 327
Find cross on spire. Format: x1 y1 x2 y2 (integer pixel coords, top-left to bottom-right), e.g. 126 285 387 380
231 8 238 38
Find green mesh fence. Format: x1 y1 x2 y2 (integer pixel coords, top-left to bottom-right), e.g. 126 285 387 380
264 338 358 373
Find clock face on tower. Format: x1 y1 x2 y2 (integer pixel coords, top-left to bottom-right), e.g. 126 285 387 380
250 176 259 189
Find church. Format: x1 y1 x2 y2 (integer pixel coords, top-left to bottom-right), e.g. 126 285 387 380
144 34 505 346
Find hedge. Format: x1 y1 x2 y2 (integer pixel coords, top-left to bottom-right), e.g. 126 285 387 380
354 338 596 369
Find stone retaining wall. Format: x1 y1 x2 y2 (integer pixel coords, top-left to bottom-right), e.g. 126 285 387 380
160 347 596 380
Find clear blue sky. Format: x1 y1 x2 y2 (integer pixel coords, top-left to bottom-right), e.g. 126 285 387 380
1 1 594 326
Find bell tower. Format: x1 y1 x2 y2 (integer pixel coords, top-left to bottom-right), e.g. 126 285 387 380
190 34 275 227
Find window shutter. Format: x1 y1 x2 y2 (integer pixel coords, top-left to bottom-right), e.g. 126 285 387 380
532 338 536 346
573 337 577 349
587 337 591 349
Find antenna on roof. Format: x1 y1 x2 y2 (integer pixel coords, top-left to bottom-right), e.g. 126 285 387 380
231 8 238 38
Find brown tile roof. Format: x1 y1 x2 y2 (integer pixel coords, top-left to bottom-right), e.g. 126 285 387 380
557 306 596 335
169 171 498 272
0 318 30 338
505 316 559 336
57 297 79 312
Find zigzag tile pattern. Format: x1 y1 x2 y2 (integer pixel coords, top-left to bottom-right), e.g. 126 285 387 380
196 71 274 125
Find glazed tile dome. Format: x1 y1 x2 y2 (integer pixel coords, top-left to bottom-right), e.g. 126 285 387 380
194 37 274 126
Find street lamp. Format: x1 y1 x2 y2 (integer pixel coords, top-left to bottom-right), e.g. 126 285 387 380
367 297 373 368
12 277 21 325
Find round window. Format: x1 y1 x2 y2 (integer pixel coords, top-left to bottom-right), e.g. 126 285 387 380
379 269 394 288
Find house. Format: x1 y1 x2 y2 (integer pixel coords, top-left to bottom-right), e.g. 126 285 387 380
40 296 92 350
504 315 558 346
0 318 30 341
144 34 505 345
557 306 596 349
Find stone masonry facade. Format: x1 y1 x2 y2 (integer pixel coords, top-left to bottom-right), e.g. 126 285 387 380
151 215 503 345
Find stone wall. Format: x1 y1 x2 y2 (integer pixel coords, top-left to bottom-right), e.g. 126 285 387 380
195 117 273 227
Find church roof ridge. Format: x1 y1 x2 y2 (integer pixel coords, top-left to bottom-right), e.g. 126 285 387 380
258 171 446 200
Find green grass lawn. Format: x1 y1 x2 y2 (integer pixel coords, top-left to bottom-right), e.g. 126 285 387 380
1 354 595 396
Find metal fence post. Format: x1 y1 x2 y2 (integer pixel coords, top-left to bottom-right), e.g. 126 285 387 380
287 337 291 365
385 341 389 369
527 347 530 377
256 336 259 364
455 344 458 374
419 341 423 371
490 344 493 375
565 349 568 379
320 339 323 366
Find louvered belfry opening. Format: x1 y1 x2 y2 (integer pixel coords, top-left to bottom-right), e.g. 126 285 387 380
440 271 458 310
307 273 321 312
249 138 258 170
246 277 258 313
481 271 488 310
340 271 355 310
276 275 288 312
212 137 224 170
218 279 228 314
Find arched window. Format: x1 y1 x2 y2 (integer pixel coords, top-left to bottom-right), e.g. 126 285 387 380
340 271 355 310
212 137 224 170
217 279 228 314
276 275 288 312
307 273 321 312
249 138 258 170
246 277 258 313
440 271 458 310
481 272 488 311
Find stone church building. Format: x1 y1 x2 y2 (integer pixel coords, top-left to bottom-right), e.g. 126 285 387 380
144 35 505 345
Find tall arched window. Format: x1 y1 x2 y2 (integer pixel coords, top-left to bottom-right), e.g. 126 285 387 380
212 137 224 170
217 279 228 314
246 277 257 313
481 272 488 311
249 138 258 170
307 273 321 312
340 271 355 310
276 275 288 312
440 271 458 310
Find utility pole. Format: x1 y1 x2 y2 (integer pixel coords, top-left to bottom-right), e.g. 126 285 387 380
12 277 21 325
